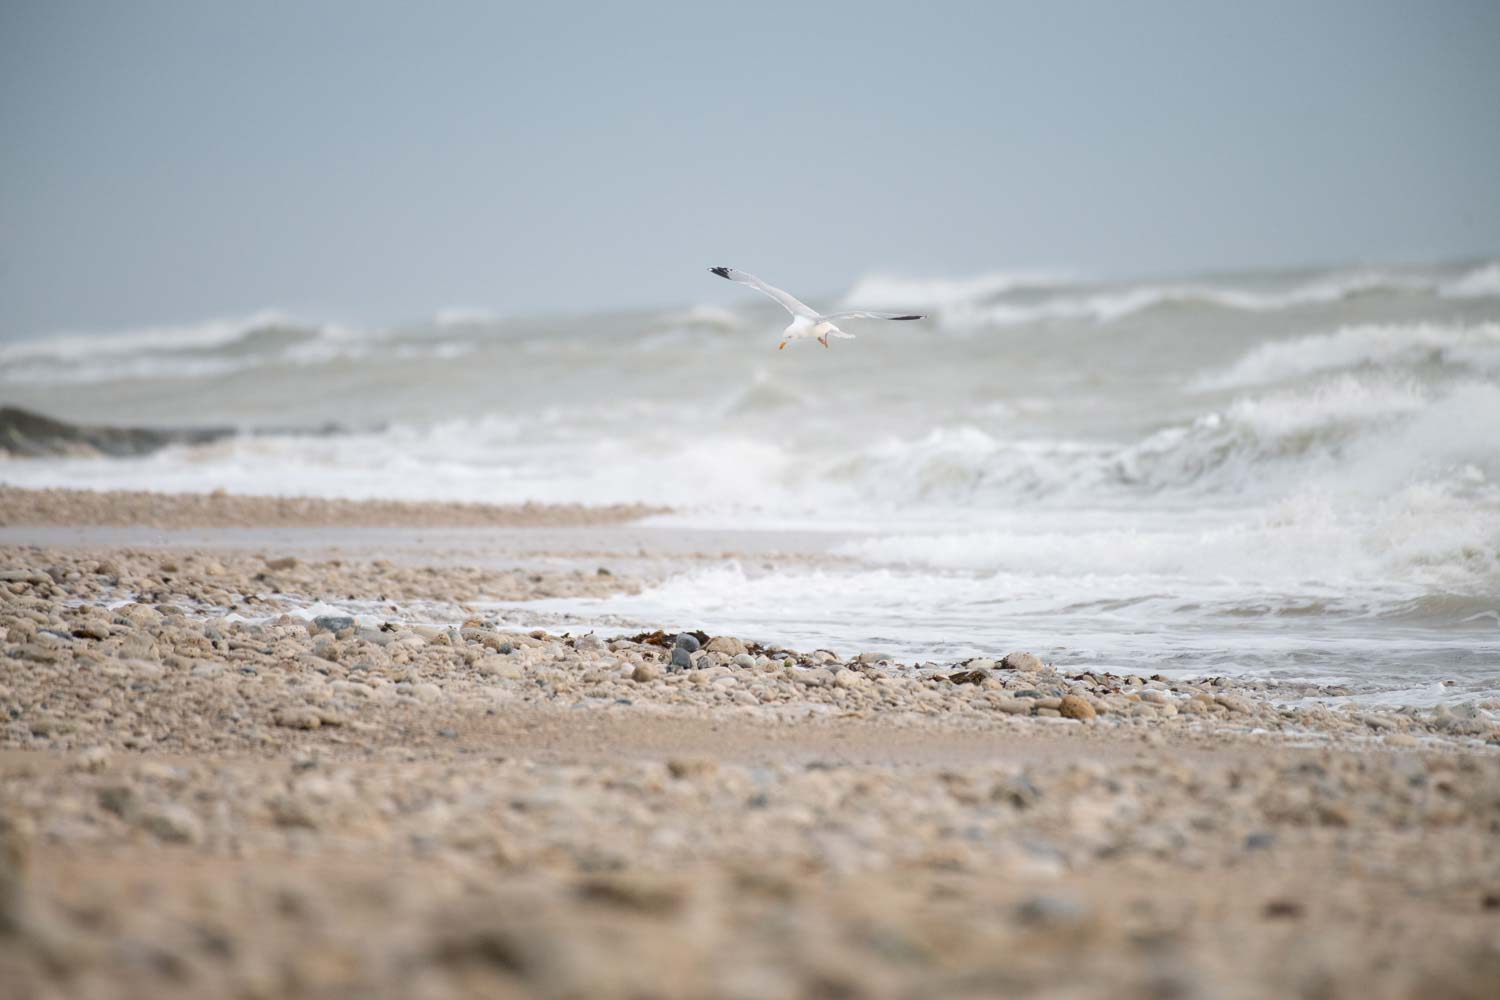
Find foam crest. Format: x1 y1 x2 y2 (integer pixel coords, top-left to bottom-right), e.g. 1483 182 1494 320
962 271 1429 327
1198 322 1500 390
842 270 1073 311
1440 262 1500 299
0 310 295 364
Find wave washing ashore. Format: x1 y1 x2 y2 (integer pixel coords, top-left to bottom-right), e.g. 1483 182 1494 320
2 258 1499 703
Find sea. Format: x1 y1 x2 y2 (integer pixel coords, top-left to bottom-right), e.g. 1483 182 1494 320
4 259 1499 702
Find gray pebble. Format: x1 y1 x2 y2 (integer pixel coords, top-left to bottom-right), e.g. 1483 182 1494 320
670 647 694 671
311 615 355 635
673 633 701 653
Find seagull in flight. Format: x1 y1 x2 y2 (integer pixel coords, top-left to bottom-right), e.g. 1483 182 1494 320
708 267 924 349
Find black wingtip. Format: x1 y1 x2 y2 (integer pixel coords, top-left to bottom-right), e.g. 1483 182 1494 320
708 266 731 279
894 314 924 321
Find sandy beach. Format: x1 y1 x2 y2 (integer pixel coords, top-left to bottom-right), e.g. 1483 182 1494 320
1 488 1497 999
8 5 1499 996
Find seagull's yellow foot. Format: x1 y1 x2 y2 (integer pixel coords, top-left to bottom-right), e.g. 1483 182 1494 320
778 341 786 350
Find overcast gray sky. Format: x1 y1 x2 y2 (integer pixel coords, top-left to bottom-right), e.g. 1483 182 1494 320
2 0 1498 338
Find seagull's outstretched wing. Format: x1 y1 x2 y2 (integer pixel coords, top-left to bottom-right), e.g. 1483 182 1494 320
708 267 817 318
818 310 926 322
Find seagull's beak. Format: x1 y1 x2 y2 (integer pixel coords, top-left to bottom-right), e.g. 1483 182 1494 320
778 342 786 350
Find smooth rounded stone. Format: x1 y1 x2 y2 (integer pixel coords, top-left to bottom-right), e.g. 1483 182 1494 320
1140 689 1171 705
666 757 717 780
1213 694 1253 715
1015 894 1088 927
793 667 835 687
309 615 355 636
1002 651 1045 672
476 656 523 680
992 699 1031 715
669 647 695 672
71 620 111 640
704 636 747 656
573 634 606 652
411 682 444 703
1059 695 1097 721
673 633 701 653
73 747 112 773
690 667 731 687
275 708 322 730
632 662 663 683
137 804 202 845
731 653 756 670
833 669 866 689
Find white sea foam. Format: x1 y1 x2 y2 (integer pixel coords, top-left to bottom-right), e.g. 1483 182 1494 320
842 269 1074 311
1440 262 1500 299
0 310 295 364
3 260 1498 695
847 266 1491 328
433 306 499 326
1197 322 1500 390
961 270 1430 327
0 311 375 385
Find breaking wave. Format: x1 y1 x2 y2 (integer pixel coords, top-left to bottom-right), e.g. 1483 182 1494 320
1196 322 1500 390
843 261 1500 327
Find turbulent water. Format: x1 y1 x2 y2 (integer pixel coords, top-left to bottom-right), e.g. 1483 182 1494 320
4 259 1499 698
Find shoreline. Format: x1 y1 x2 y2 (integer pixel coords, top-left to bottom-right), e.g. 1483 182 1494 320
2 494 1498 997
0 485 667 529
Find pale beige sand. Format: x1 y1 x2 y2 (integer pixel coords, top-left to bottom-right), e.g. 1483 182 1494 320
0 486 665 529
1 496 1498 999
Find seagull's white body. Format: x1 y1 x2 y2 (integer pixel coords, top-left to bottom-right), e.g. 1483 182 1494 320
708 267 924 349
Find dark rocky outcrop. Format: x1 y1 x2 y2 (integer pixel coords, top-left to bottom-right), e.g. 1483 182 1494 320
0 406 234 458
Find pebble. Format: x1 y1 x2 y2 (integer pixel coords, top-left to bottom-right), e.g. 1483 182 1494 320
670 647 695 672
71 621 111 640
704 636 747 656
310 615 355 635
673 633 701 653
1015 894 1088 927
1001 651 1045 672
1059 695 1097 721
138 804 202 845
275 708 322 730
632 662 663 683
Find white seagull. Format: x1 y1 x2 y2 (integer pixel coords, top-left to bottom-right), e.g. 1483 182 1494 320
708 267 924 349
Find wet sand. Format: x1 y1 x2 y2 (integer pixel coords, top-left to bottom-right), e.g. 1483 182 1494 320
1 488 1498 999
